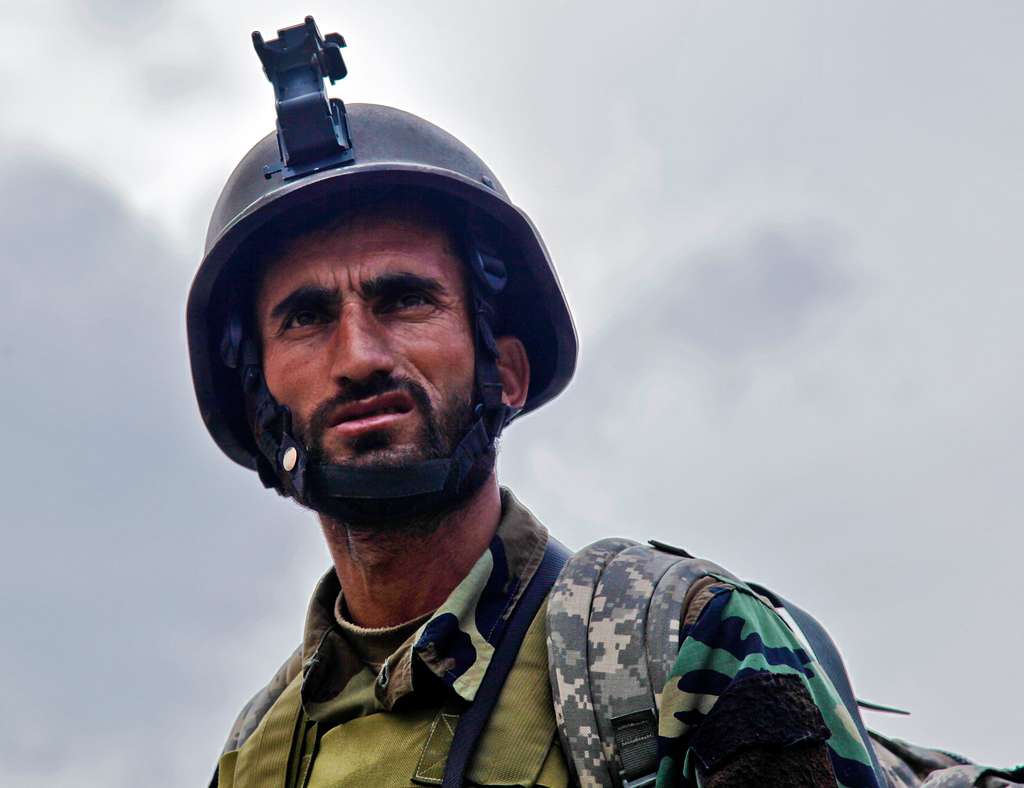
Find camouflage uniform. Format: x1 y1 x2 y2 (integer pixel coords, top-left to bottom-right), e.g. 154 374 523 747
299 489 552 715
216 490 892 787
216 489 569 787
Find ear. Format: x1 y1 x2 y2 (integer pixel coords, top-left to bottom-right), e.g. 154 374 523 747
494 335 530 410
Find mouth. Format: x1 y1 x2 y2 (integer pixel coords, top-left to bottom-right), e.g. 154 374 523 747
326 391 416 437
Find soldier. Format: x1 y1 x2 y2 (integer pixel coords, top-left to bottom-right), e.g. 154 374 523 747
188 16 925 788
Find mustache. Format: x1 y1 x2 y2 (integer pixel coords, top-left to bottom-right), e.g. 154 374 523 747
303 372 434 444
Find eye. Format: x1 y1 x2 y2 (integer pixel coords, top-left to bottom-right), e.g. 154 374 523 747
284 309 327 329
396 293 429 309
380 291 435 314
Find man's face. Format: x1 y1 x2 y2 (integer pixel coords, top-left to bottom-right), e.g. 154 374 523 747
256 209 477 469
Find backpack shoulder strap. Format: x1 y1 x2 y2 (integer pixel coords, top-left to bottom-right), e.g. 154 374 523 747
546 539 730 788
442 537 571 788
546 537 636 788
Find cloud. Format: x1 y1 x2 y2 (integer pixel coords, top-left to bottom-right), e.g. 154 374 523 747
68 0 174 40
671 229 854 356
0 146 317 786
611 225 856 362
501 221 861 518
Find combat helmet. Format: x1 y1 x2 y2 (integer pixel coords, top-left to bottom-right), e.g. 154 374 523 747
186 17 577 521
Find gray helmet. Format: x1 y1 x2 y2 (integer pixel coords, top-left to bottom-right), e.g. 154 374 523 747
186 18 577 519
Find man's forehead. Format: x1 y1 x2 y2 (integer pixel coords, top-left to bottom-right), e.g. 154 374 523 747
258 208 465 295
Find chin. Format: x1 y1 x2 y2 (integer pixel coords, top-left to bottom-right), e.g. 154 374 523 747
325 433 433 468
349 449 429 468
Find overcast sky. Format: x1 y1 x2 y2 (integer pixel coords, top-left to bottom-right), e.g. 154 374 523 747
2 2 1022 785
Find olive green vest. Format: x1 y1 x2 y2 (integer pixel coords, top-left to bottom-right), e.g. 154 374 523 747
216 603 568 788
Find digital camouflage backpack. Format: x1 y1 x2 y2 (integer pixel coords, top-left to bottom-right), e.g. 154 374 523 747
545 538 1024 788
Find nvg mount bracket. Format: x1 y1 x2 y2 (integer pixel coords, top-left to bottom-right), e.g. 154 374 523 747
252 15 355 180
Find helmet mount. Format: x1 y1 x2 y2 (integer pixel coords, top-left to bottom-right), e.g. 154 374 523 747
253 16 354 181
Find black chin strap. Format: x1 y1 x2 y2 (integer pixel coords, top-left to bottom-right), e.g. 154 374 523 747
311 459 451 500
309 413 495 500
228 228 511 522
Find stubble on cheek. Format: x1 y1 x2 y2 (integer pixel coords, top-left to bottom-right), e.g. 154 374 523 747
296 376 472 468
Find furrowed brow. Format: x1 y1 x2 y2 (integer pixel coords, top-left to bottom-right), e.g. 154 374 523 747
360 272 446 301
269 284 340 321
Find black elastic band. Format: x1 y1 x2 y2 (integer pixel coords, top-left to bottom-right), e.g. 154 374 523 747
307 417 494 502
311 459 451 499
441 538 572 788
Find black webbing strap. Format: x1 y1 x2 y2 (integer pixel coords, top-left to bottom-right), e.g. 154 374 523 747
441 538 572 788
748 583 886 788
311 457 451 498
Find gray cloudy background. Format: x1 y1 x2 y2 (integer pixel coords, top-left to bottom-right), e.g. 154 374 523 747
2 1 1022 785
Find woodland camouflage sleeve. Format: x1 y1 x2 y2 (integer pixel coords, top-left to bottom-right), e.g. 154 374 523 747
655 575 877 788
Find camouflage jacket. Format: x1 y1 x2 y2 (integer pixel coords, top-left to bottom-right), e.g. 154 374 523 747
220 488 566 780
299 488 552 716
222 490 1022 787
656 573 875 786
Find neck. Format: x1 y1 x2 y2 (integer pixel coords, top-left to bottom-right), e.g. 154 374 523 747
319 474 503 628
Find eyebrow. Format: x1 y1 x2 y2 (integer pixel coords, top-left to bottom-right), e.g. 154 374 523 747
268 284 339 322
359 271 446 301
267 272 448 323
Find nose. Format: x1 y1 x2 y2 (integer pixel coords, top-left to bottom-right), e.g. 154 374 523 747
329 304 395 385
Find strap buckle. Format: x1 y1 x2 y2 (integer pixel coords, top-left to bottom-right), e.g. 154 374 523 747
611 708 659 788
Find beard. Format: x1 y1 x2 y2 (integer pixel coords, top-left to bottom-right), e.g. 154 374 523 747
295 372 494 531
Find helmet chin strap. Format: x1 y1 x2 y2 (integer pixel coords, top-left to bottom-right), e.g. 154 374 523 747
232 233 512 525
